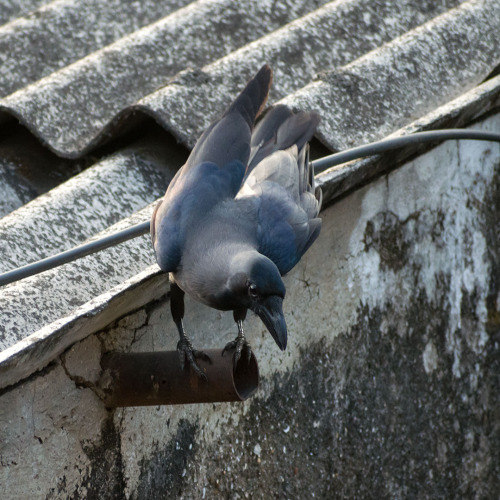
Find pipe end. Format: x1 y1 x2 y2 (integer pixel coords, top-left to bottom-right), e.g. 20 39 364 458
233 352 259 400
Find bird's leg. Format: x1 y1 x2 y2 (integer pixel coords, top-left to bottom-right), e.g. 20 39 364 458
170 282 211 380
222 308 252 366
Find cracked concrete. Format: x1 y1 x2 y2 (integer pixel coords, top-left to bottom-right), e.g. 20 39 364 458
1 113 499 498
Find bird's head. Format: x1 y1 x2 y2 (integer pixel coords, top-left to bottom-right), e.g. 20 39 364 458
227 251 287 351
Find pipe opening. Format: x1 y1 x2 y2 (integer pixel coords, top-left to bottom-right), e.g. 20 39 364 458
232 353 259 400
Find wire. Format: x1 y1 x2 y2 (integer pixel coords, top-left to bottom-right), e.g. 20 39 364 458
1 128 500 287
0 221 150 287
311 129 500 172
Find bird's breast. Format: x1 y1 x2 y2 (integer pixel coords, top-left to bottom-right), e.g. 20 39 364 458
172 262 230 311
172 239 255 312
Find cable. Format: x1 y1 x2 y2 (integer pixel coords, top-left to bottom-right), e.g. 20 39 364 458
1 128 499 287
0 221 150 287
311 129 500 172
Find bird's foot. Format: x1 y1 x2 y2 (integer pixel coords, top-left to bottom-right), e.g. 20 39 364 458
222 335 252 368
177 338 211 381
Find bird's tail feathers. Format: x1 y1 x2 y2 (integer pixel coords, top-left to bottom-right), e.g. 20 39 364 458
297 145 321 216
225 64 272 129
297 141 322 212
276 110 320 153
251 105 293 149
248 105 319 172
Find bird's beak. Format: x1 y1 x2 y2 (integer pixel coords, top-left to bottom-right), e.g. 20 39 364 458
255 296 287 351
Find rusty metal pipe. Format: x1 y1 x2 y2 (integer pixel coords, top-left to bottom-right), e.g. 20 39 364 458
98 349 259 407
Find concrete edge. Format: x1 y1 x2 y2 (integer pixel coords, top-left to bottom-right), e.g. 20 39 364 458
0 265 167 390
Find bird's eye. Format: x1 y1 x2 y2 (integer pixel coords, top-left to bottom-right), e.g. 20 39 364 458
248 283 258 298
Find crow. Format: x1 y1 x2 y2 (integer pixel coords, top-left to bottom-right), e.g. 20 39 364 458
151 65 321 378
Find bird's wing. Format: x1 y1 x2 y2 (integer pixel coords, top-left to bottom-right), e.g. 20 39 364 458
182 64 272 179
236 145 322 275
152 160 246 272
151 65 273 272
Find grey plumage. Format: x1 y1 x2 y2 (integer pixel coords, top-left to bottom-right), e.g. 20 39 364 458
151 65 321 376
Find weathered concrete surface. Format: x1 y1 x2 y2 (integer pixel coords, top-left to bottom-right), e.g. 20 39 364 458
0 265 167 390
1 113 498 498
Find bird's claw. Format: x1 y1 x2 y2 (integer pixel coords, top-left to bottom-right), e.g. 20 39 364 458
177 338 211 381
222 337 252 368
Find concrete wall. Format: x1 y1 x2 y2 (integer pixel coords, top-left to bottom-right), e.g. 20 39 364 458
1 115 499 498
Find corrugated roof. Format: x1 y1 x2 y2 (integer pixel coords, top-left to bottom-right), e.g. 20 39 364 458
1 0 500 388
0 0 50 24
0 0 331 156
0 0 192 98
0 129 180 272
